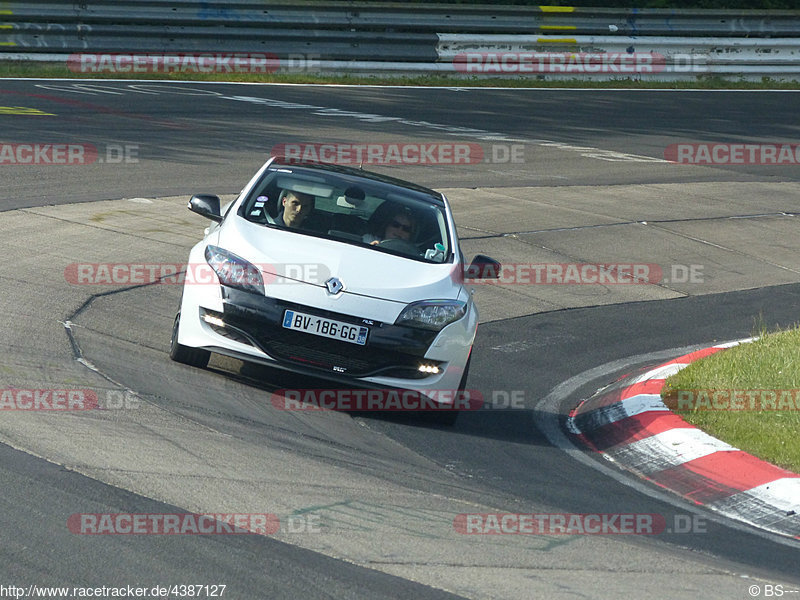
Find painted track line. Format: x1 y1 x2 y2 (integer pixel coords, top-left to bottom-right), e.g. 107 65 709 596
567 341 800 540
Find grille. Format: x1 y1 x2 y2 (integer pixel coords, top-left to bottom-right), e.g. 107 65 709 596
224 314 434 377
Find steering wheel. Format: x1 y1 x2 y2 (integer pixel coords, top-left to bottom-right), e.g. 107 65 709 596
376 238 421 255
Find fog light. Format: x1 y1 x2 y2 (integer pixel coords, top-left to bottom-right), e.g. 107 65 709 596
418 364 441 374
202 313 225 327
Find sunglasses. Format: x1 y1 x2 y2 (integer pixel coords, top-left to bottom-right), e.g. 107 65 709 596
389 219 413 233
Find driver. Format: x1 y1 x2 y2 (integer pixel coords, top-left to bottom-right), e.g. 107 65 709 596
277 191 315 228
363 205 417 246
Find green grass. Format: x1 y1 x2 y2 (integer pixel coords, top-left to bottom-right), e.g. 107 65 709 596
3 61 800 89
662 324 800 472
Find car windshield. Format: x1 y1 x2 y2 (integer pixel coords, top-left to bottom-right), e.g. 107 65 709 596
238 165 452 263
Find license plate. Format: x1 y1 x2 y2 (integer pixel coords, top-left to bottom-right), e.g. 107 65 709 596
282 310 369 346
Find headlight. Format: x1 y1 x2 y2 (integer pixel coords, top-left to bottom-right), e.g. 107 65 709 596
395 300 467 331
204 245 264 295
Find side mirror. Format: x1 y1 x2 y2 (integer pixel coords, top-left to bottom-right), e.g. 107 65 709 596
465 255 501 279
188 194 222 222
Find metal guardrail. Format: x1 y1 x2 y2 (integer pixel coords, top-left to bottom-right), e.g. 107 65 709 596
2 2 800 80
1 25 438 60
4 2 800 37
437 34 800 79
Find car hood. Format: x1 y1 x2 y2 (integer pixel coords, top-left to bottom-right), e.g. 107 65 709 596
214 217 462 306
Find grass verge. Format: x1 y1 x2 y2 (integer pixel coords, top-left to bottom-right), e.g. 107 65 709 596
662 324 800 473
2 61 800 89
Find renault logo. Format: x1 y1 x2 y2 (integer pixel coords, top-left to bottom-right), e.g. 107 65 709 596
325 277 344 295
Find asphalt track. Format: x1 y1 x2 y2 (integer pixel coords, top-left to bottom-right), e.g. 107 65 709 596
1 80 799 600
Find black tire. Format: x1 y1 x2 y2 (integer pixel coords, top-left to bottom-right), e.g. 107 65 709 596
429 406 459 426
169 312 210 368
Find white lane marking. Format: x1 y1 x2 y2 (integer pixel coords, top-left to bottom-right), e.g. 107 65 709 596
713 478 800 516
536 343 800 547
619 393 669 418
32 81 667 161
706 478 800 537
631 362 687 383
745 478 800 514
622 427 738 468
12 76 800 92
35 83 127 95
714 338 754 348
539 141 666 163
567 392 667 435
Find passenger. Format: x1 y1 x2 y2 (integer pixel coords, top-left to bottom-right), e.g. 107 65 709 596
363 204 417 246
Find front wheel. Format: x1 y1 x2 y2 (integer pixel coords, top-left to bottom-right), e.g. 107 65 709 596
169 312 210 368
430 405 459 426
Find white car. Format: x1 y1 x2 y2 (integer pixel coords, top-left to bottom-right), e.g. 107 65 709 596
169 157 499 423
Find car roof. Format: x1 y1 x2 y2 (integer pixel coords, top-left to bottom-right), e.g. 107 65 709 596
268 160 446 206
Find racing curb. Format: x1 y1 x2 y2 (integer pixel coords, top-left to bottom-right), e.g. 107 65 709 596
567 341 800 540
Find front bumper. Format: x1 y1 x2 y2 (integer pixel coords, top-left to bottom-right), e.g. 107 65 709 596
209 286 442 379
